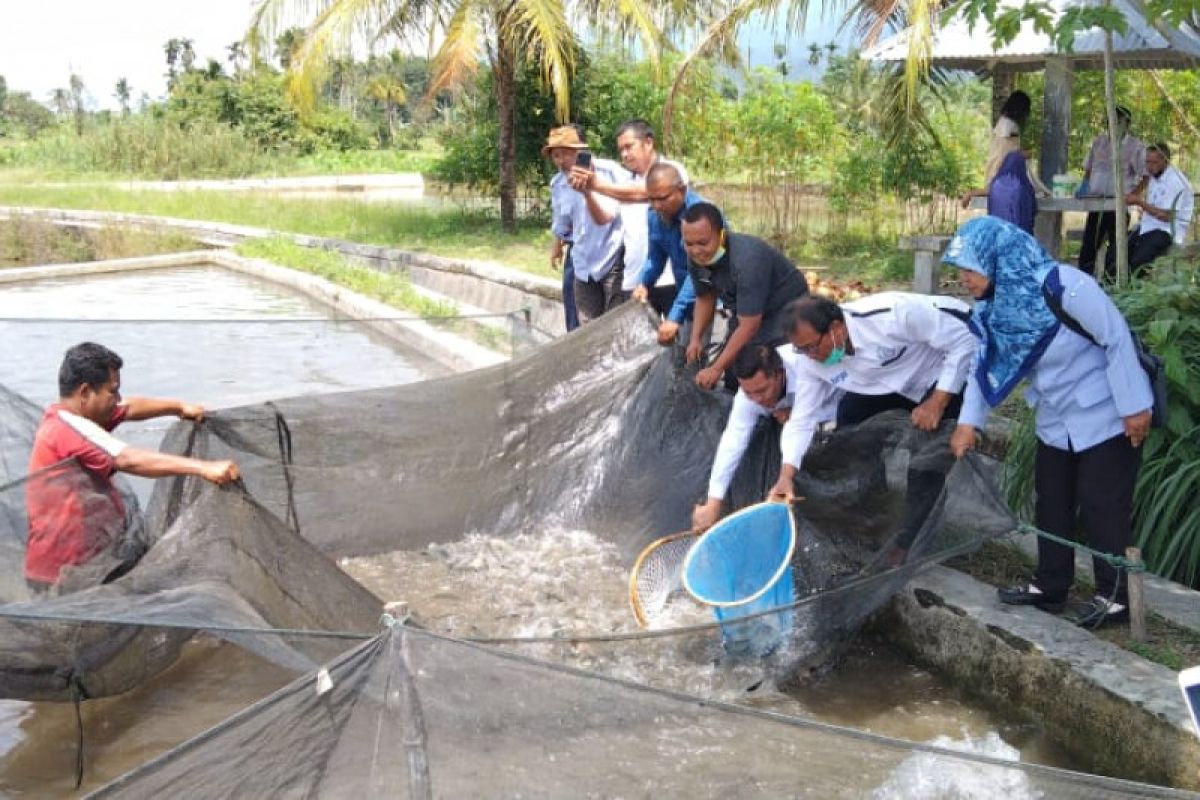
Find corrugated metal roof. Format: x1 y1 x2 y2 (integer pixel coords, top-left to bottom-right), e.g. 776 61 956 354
861 0 1200 72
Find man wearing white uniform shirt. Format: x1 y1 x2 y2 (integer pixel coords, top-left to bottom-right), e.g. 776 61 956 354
692 344 835 532
1111 142 1195 276
569 119 689 302
771 293 976 501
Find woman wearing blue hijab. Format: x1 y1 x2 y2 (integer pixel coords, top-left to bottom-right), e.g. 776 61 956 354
987 151 1037 234
943 217 1153 628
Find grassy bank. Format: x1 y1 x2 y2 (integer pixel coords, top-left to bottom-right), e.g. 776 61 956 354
236 237 516 353
0 179 552 277
0 215 201 268
0 171 920 286
235 237 457 318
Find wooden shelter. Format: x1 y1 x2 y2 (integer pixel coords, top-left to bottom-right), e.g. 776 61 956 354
862 0 1200 254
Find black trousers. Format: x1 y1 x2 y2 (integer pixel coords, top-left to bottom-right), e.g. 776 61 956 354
1033 433 1139 604
1104 229 1172 278
1078 211 1122 274
836 388 963 426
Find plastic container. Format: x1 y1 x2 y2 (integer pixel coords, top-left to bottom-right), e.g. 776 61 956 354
1052 174 1081 199
682 502 797 657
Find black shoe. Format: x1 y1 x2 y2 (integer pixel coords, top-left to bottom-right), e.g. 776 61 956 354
1066 597 1129 629
997 583 1066 613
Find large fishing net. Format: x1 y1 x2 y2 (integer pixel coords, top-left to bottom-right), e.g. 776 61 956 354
88 621 1193 800
0 304 1189 797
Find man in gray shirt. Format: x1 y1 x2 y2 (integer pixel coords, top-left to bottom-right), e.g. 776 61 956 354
1078 105 1148 274
681 202 809 390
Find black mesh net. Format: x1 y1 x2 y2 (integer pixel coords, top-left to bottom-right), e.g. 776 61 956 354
0 304 1187 797
88 623 1194 800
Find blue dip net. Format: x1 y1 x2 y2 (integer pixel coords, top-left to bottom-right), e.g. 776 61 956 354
683 501 796 657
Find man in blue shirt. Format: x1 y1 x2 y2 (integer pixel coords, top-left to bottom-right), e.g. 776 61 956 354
632 162 702 346
544 125 626 325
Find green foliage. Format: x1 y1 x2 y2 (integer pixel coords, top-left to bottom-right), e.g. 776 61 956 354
1 117 274 178
0 214 197 267
1113 261 1200 585
828 147 882 215
432 54 580 200
880 133 966 233
0 91 56 138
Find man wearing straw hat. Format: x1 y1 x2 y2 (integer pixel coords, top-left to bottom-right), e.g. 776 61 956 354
544 125 626 324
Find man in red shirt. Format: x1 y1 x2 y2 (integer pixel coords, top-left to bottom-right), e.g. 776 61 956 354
26 342 239 592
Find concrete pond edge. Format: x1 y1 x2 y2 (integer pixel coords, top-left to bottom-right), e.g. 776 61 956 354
0 206 568 337
0 248 506 376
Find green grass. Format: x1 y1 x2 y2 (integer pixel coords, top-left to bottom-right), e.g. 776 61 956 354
0 178 552 277
236 236 520 354
1 215 200 268
236 237 457 318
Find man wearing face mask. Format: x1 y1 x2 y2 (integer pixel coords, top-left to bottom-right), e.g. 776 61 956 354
680 202 808 390
771 293 976 501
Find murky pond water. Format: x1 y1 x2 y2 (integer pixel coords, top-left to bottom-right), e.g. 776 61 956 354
0 264 1083 796
342 528 1081 782
0 264 431 795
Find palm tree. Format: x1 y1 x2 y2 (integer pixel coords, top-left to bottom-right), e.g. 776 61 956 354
247 0 698 232
179 39 198 73
164 38 182 86
273 27 306 71
114 77 132 115
368 75 408 142
663 0 942 139
49 87 71 117
68 73 86 136
227 41 248 74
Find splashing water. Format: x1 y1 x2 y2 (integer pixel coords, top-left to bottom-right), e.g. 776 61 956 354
340 527 803 711
872 731 1042 800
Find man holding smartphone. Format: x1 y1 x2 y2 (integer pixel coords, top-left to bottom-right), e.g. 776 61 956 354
543 125 625 324
568 119 692 313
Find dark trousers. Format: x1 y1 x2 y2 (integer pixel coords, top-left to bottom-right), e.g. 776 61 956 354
574 251 626 324
647 285 678 319
1078 211 1122 274
1033 433 1139 604
562 250 580 332
1105 229 1172 278
836 389 963 426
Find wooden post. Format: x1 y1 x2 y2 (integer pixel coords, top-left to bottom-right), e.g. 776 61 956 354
1126 546 1146 641
992 66 1015 125
1036 56 1074 258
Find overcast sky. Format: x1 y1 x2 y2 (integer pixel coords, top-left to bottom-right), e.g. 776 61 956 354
0 2 852 110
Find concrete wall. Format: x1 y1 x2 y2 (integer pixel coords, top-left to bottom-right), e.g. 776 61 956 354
0 207 567 337
0 249 504 376
878 567 1200 789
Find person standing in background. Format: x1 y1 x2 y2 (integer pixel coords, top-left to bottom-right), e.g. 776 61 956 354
1078 105 1148 276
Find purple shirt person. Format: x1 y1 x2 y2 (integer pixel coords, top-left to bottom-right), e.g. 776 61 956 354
987 151 1037 235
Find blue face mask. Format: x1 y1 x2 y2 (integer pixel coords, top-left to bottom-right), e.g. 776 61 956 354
823 331 846 366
